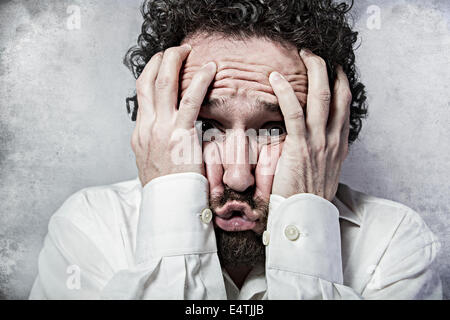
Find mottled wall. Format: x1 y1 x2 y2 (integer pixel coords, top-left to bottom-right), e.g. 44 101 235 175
0 0 449 299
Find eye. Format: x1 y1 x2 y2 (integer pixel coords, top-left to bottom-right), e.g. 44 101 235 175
196 118 221 133
195 117 224 142
260 122 287 137
201 120 216 133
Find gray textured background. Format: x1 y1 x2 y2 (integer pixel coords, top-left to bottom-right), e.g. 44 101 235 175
0 0 449 299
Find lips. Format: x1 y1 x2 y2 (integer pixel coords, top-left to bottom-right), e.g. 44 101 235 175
213 201 259 231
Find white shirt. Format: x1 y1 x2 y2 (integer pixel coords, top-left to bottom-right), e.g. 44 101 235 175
29 173 442 299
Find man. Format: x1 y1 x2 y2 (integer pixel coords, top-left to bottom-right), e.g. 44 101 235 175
29 0 441 299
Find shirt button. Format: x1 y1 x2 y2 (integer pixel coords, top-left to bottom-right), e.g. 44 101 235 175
201 208 213 224
284 225 300 241
262 230 270 246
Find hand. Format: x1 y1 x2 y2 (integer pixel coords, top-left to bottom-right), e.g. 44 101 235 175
131 44 217 187
267 49 352 201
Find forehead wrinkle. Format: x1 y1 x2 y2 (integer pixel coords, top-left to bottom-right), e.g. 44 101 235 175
213 79 274 96
179 36 308 105
181 60 306 92
216 60 273 75
182 61 305 86
215 68 268 84
180 71 306 98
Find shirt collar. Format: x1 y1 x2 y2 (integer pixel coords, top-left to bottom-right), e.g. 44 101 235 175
222 263 266 299
332 184 362 227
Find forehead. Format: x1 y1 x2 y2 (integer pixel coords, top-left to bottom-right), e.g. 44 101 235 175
180 34 308 108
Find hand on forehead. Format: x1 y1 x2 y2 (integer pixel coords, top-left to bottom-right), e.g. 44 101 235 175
180 33 308 107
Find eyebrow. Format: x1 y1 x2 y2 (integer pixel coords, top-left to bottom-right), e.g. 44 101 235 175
202 97 282 114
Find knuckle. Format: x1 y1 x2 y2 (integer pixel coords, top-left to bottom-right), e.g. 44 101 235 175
137 134 147 149
327 134 340 150
285 110 304 121
340 87 352 104
316 89 331 102
312 56 327 68
313 137 327 153
150 125 159 138
155 76 171 90
131 139 138 153
138 126 152 145
298 141 310 156
181 95 199 109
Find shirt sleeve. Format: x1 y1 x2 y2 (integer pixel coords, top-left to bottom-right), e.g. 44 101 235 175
360 207 442 300
29 173 227 300
264 194 442 300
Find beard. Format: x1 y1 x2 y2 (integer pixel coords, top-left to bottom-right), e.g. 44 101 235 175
210 186 269 268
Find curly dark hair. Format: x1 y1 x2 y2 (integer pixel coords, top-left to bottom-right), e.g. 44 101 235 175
124 0 367 144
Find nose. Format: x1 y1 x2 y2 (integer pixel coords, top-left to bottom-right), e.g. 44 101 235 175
222 129 256 192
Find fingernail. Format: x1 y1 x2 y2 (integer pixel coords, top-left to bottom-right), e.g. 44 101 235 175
202 61 216 71
181 43 192 50
269 71 284 83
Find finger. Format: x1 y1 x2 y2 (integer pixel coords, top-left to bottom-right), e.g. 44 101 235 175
135 52 163 119
300 49 331 134
340 120 350 160
135 52 163 130
176 61 216 129
154 44 192 117
268 71 306 139
328 65 352 136
255 143 282 200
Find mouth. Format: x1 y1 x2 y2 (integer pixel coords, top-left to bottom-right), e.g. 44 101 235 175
213 201 259 231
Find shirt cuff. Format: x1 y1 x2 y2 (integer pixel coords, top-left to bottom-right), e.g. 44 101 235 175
135 173 217 265
266 193 343 284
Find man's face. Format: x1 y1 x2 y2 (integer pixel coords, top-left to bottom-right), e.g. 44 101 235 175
180 33 308 266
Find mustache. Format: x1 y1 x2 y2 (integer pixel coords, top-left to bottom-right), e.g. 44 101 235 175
209 186 269 222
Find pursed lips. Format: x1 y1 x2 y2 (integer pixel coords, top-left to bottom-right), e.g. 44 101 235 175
213 200 259 231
